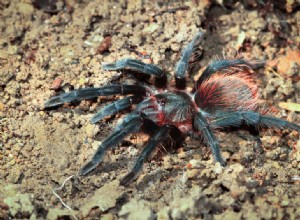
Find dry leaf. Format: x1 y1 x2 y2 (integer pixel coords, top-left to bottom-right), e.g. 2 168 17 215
278 102 300 112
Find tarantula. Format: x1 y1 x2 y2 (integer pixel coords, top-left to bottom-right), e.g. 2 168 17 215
45 31 300 186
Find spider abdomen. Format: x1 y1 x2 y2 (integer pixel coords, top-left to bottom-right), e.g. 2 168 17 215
195 72 258 113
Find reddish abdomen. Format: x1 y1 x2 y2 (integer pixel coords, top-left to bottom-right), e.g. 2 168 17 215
195 72 258 113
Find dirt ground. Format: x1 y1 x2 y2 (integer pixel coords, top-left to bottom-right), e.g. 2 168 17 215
1 0 300 219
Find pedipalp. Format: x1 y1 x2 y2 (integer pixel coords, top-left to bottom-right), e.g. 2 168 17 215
90 95 143 124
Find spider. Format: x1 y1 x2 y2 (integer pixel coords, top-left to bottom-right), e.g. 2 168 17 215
45 31 300 186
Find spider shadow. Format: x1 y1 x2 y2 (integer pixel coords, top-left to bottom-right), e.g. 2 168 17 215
219 124 267 166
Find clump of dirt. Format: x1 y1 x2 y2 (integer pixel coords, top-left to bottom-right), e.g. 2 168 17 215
1 0 300 219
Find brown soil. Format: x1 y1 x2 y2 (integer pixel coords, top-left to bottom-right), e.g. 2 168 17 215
1 0 300 219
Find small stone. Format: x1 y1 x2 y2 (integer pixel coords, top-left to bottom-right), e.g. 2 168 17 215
187 169 199 179
101 213 115 220
181 172 188 185
81 180 123 217
163 156 173 171
267 195 279 204
78 78 85 86
0 102 4 111
8 154 14 160
6 168 22 184
214 210 242 220
171 43 180 52
97 36 112 54
85 124 98 138
142 23 159 34
157 208 170 220
177 149 186 159
281 200 289 207
279 153 287 161
214 162 223 174
188 159 201 169
119 199 155 220
50 78 63 90
245 178 259 189
171 208 184 220
81 56 91 65
47 208 77 220
266 150 278 160
9 159 16 166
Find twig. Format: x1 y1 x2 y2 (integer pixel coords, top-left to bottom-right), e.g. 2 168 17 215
52 175 78 220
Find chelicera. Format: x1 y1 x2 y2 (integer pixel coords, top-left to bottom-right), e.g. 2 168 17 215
45 32 300 185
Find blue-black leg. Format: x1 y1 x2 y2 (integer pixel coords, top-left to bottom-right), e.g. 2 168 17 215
194 112 226 166
212 111 300 164
103 58 165 78
120 125 171 186
44 84 146 108
90 95 143 124
79 112 144 176
258 115 300 131
175 31 204 89
175 31 204 79
212 111 300 132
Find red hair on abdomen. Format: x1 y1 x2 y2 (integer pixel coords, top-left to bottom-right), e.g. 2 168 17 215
195 72 258 113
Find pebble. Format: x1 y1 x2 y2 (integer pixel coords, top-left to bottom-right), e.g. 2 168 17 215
281 200 289 207
50 77 63 90
170 43 180 52
85 123 97 138
177 148 186 159
97 36 112 54
9 159 16 166
101 213 115 220
279 153 287 161
8 154 14 160
81 56 91 65
187 169 199 179
181 172 188 185
0 102 4 111
78 78 85 86
188 159 201 169
214 162 223 174
163 156 173 171
171 208 184 220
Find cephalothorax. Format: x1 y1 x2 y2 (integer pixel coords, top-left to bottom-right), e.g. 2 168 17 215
45 31 300 185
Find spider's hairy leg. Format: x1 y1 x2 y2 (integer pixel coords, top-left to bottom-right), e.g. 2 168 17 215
175 31 204 89
44 84 146 108
103 58 165 78
90 95 143 124
212 111 300 163
259 115 300 131
175 31 204 79
120 125 172 186
194 112 226 166
211 111 266 163
196 59 255 87
211 111 300 132
79 112 144 176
